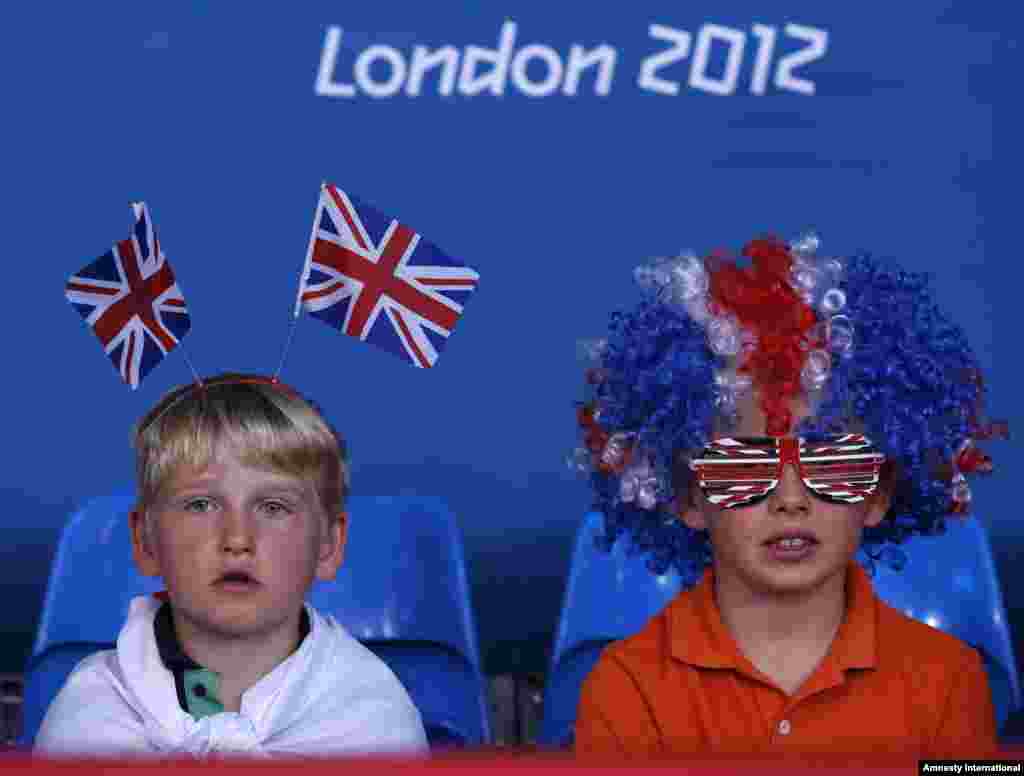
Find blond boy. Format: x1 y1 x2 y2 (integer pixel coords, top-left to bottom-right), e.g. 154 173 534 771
36 374 427 757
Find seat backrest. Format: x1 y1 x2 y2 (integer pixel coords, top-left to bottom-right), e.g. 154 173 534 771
539 512 680 747
20 492 490 748
1002 708 1024 742
539 511 1022 747
306 495 491 745
865 516 1022 736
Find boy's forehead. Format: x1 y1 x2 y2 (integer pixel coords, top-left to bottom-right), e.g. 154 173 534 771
719 389 853 438
162 440 315 493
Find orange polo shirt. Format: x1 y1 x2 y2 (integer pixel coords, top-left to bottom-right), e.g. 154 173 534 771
575 561 997 758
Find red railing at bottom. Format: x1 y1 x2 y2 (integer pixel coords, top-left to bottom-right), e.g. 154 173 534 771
0 750 1022 774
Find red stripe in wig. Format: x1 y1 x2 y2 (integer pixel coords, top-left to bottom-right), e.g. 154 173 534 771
707 237 821 436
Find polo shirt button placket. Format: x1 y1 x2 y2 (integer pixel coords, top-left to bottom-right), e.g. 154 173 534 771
777 719 792 736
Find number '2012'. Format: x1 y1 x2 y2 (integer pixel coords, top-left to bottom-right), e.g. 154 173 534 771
639 23 828 96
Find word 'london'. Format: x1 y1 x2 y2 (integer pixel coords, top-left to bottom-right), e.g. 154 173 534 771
316 20 829 99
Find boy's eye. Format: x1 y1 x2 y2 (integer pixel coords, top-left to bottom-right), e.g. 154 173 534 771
183 498 216 514
260 501 292 517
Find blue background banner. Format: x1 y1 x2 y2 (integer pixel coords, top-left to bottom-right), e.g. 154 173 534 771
1 1 1019 679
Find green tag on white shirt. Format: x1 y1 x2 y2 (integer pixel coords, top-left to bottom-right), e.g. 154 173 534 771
183 668 224 719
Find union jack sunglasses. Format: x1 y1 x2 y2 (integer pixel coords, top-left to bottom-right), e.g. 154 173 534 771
688 434 887 510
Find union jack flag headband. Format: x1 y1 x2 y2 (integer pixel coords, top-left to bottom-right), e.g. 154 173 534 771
688 434 886 510
66 187 480 391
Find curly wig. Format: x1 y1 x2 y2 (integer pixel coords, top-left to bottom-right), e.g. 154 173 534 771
574 236 1004 585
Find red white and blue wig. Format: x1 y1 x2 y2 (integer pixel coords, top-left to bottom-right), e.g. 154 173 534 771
571 234 1006 584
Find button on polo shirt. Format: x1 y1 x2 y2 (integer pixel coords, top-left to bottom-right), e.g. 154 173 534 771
154 602 311 720
183 667 223 718
574 561 997 758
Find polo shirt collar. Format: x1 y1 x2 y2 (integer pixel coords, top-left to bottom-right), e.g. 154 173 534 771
668 560 877 671
830 560 877 670
153 598 313 670
668 568 741 669
154 601 201 671
153 599 314 717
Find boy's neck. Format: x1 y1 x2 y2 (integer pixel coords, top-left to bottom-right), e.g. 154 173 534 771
171 607 305 707
712 563 848 652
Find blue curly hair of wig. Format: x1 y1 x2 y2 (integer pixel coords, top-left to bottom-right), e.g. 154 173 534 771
573 236 1005 587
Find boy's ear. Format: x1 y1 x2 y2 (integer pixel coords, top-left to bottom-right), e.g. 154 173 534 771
675 485 709 532
671 453 709 531
315 511 347 582
862 480 893 529
862 463 896 529
129 508 162 577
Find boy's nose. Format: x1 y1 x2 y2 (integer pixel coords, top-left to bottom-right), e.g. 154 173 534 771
219 509 256 552
770 460 810 514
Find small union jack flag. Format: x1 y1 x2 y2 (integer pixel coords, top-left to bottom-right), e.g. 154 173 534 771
65 203 190 389
294 184 479 368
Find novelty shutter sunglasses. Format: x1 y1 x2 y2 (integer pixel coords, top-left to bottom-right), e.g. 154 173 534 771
688 434 886 509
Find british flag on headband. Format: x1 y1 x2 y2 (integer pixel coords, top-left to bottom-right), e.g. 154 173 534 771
294 183 479 368
65 203 190 389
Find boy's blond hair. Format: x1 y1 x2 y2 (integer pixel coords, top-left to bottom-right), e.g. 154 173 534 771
133 373 348 520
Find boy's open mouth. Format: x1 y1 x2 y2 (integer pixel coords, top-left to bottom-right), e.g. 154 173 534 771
215 571 260 587
762 533 820 550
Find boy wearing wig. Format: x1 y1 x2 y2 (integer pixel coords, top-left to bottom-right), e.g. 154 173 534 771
571 236 1003 757
36 374 427 758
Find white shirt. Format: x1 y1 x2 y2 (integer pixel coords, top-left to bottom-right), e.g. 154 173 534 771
34 596 428 758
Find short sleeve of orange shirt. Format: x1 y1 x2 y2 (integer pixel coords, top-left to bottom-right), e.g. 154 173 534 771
574 561 998 758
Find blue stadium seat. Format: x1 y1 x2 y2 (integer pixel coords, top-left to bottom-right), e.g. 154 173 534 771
20 492 491 749
538 511 1022 747
1002 708 1024 742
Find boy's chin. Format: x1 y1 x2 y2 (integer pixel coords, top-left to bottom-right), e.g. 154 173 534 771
724 547 849 596
171 592 300 638
193 609 291 639
747 558 847 597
